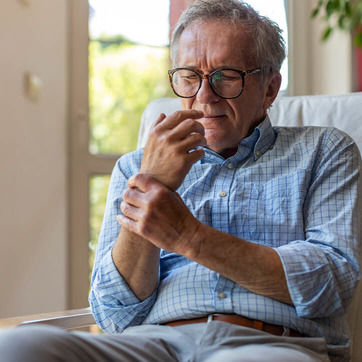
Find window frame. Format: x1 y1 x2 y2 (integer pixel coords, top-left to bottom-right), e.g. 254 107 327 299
69 0 119 308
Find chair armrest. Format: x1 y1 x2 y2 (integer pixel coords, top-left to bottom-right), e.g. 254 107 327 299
0 307 96 330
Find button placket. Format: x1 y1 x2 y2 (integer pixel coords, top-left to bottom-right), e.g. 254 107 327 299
211 164 232 233
214 275 233 311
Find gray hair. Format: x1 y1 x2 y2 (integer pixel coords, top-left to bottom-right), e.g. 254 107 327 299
170 0 286 83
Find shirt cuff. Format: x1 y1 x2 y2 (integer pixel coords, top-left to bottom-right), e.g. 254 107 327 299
90 248 158 332
275 241 345 318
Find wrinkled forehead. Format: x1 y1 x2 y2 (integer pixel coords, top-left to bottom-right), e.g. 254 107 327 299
176 20 256 69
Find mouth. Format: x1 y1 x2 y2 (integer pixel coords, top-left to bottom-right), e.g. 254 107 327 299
202 114 225 119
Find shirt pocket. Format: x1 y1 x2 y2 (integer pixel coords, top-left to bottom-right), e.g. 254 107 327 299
232 169 310 246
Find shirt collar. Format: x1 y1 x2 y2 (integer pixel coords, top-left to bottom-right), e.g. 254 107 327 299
202 115 276 164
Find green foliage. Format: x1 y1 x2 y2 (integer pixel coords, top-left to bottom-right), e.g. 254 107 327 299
311 0 362 47
89 175 111 277
95 34 135 49
89 40 175 155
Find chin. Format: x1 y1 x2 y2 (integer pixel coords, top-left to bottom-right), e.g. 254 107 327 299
205 132 228 148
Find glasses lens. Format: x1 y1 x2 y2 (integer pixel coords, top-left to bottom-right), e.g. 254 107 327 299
172 69 200 97
210 70 243 98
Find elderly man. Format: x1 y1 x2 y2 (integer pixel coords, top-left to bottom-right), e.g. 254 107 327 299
0 0 360 361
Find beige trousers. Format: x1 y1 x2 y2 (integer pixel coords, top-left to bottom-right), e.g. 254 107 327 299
0 320 332 361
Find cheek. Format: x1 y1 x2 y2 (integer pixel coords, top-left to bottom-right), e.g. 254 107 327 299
180 98 193 110
226 101 241 123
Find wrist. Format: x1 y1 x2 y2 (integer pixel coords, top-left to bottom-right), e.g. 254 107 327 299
182 220 205 261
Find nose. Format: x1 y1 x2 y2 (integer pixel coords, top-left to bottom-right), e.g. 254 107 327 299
196 77 220 104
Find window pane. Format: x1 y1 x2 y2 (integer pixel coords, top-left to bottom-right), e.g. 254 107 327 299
89 174 111 281
89 0 174 155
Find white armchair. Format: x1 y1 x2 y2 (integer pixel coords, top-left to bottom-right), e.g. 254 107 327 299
0 92 361 360
138 93 362 361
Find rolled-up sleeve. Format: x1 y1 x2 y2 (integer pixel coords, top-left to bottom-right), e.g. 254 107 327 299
89 150 158 333
276 128 361 319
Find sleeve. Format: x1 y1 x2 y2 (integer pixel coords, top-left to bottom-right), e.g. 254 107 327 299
275 128 361 319
88 151 159 333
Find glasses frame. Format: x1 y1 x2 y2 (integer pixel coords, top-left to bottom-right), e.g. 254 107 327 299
168 67 262 99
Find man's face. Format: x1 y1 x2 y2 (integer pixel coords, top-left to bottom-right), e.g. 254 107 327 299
177 20 279 158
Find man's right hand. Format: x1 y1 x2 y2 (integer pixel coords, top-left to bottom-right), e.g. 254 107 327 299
140 110 206 191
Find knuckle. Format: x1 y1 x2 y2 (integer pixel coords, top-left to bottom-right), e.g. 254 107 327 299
128 174 138 185
150 126 161 137
133 173 142 181
141 173 153 188
149 127 169 144
190 133 206 147
120 201 130 215
192 132 203 142
122 188 131 200
147 190 167 209
132 173 145 184
182 118 194 128
172 110 184 120
195 122 205 134
158 133 169 144
156 187 169 198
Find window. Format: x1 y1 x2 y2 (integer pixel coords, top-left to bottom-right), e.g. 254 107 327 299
88 0 173 156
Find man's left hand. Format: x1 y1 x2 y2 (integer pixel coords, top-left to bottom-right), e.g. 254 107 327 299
116 173 201 257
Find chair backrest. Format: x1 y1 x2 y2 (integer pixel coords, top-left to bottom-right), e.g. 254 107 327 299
138 93 362 360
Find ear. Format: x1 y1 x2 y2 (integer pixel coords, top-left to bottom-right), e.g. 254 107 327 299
263 72 281 109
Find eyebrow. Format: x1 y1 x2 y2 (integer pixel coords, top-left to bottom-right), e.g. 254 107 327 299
180 65 243 72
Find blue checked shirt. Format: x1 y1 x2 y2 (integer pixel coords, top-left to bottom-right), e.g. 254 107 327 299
89 116 361 358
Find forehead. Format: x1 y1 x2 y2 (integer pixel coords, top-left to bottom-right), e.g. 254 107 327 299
176 20 254 69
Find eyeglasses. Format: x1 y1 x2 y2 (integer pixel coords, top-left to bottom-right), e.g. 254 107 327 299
168 67 262 99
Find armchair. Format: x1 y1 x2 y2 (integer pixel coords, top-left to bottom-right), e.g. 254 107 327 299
0 92 361 360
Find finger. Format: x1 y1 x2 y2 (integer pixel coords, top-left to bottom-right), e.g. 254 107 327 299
122 188 145 208
187 148 205 164
152 113 167 127
170 119 205 141
127 173 161 193
156 110 204 131
120 200 144 221
179 132 207 151
116 213 138 233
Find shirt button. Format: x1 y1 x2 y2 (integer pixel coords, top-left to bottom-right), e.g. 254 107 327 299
219 191 227 197
227 162 233 169
218 292 227 299
255 150 261 157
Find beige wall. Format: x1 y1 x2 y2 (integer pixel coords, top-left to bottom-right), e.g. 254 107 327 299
0 0 68 317
287 0 353 96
